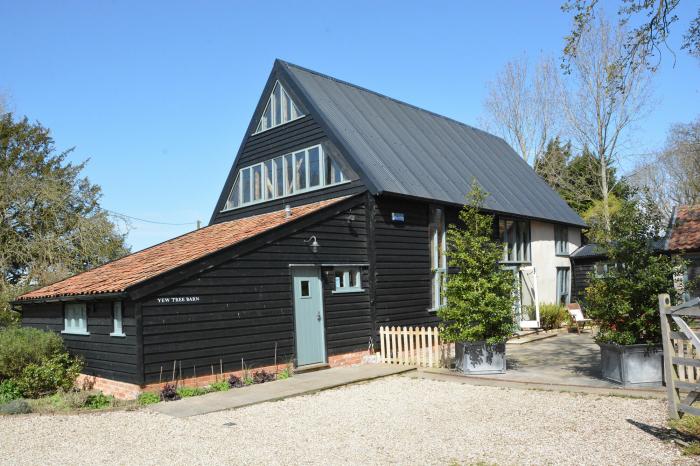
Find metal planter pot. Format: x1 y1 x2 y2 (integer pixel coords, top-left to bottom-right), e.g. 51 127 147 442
599 343 663 387
455 341 506 374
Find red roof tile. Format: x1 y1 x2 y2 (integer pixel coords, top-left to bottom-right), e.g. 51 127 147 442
668 205 700 252
17 198 347 301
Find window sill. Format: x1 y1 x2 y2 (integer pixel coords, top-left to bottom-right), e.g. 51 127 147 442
220 179 352 213
332 288 364 294
109 332 126 338
427 306 445 314
555 253 570 257
61 330 90 336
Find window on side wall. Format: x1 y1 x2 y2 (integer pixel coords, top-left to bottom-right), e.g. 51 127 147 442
430 206 447 310
499 218 530 263
556 267 570 305
555 225 568 256
594 262 609 278
110 302 125 337
333 267 362 293
63 302 88 335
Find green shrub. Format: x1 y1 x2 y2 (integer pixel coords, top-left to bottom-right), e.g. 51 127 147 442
539 304 567 330
208 380 229 392
0 399 32 415
0 327 65 380
137 392 161 405
0 308 20 330
277 367 291 380
15 352 83 398
84 392 113 409
0 379 22 403
176 386 208 398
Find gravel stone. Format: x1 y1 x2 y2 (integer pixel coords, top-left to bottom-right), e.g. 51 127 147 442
0 376 691 465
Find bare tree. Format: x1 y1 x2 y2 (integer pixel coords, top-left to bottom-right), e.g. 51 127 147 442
482 56 561 165
630 116 700 217
560 16 653 238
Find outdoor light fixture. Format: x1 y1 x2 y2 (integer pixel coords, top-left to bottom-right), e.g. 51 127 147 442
305 235 320 253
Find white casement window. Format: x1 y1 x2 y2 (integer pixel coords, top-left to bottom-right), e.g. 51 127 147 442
556 267 570 305
555 225 568 256
254 81 304 134
333 267 362 293
430 206 447 310
594 262 609 278
110 301 125 337
223 144 349 210
499 218 530 263
63 303 88 335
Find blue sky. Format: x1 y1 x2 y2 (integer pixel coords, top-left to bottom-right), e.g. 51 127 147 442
1 1 698 251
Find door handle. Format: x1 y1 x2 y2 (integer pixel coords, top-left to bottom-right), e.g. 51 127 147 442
316 312 321 321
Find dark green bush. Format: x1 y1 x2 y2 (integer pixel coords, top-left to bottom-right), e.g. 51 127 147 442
0 399 32 415
15 353 83 398
0 327 65 380
0 379 21 403
539 304 567 330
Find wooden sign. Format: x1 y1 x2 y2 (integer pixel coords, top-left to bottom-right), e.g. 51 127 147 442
156 296 201 305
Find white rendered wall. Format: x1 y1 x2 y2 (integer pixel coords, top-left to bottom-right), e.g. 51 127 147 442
529 221 581 304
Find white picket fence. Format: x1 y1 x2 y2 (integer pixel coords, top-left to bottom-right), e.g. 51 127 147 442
379 326 450 368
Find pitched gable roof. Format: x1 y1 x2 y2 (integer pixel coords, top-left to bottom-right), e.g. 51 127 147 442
17 198 346 301
667 205 700 252
279 60 586 227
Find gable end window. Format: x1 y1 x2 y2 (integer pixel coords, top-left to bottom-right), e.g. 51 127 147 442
499 218 530 263
333 267 363 293
254 81 304 134
555 225 568 256
224 144 349 211
63 303 88 335
110 301 125 337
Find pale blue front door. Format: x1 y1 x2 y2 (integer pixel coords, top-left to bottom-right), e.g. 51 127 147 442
292 267 326 366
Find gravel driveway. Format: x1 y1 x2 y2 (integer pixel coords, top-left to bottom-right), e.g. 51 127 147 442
0 376 691 465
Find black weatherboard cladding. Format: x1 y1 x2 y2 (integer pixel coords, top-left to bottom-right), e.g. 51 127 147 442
21 301 139 383
140 205 370 383
280 60 586 227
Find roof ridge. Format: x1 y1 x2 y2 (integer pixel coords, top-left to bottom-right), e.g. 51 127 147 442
278 59 495 138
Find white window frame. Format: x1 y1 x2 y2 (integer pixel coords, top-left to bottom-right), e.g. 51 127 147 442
555 225 569 256
332 267 363 293
62 302 89 335
429 206 447 311
253 81 305 134
110 301 125 337
499 218 531 263
223 144 350 211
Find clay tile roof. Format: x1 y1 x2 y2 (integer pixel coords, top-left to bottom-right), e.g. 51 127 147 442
17 197 347 301
668 205 700 252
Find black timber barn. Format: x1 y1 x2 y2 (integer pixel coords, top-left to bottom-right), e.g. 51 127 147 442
15 60 585 394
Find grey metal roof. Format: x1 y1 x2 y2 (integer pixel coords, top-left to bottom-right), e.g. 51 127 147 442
281 61 586 227
570 243 607 259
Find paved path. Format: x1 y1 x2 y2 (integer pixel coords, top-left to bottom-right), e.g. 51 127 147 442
411 330 664 398
150 364 413 417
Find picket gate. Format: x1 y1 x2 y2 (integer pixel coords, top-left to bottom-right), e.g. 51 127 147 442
378 326 450 368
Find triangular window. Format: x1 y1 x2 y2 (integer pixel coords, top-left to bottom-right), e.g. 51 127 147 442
254 81 304 134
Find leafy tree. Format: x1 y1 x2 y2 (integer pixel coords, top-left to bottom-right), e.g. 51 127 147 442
438 182 516 344
583 192 682 345
0 113 129 313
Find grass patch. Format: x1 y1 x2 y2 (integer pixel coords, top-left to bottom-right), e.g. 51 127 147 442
669 415 700 456
22 390 135 414
176 386 209 398
137 392 160 406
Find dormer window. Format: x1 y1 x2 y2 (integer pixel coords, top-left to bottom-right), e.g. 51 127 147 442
254 81 304 134
224 144 349 211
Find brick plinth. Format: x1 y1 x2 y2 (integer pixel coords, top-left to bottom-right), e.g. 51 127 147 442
77 349 377 400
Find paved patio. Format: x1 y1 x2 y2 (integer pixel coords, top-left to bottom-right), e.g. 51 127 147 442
415 330 665 398
150 363 413 417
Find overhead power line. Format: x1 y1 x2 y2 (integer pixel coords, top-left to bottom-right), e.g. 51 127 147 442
105 209 199 227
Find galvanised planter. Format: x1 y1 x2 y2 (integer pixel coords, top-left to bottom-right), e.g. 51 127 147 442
599 343 663 387
455 341 506 375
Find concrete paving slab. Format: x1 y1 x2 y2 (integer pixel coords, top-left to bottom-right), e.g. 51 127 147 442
150 364 413 418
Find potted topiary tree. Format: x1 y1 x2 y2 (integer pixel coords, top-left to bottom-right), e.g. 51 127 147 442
438 182 516 374
584 194 683 386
